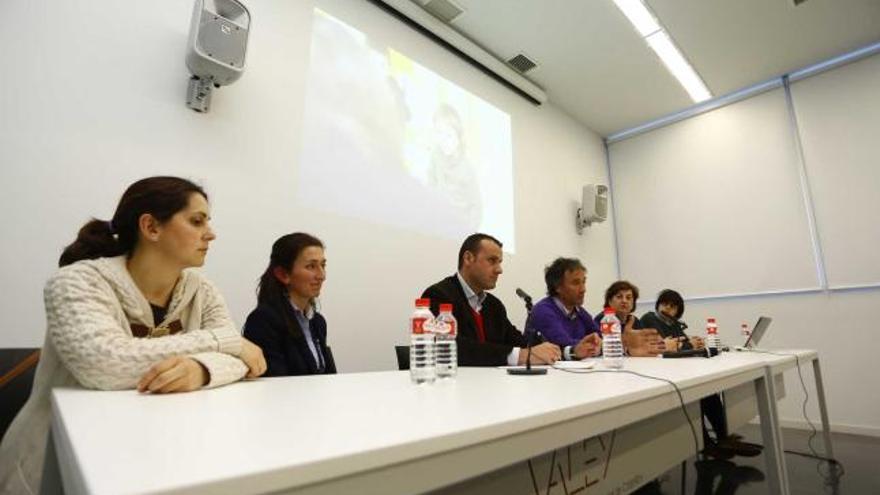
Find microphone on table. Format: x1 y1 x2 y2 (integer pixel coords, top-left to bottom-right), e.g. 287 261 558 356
508 288 547 376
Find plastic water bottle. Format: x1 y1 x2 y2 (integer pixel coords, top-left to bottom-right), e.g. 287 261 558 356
601 308 624 369
434 303 458 380
706 317 720 357
410 298 436 384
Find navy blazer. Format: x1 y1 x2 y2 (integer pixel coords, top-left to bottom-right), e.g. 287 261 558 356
421 274 528 366
243 303 337 376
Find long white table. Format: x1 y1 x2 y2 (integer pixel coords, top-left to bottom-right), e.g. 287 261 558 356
43 349 831 495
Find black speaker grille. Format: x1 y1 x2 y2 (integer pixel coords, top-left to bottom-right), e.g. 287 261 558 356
508 54 537 73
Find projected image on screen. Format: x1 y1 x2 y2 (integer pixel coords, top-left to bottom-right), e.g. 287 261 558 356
299 9 515 250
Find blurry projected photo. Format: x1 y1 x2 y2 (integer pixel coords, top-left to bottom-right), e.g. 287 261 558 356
299 9 515 251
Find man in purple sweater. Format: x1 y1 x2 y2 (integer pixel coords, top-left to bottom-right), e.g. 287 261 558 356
530 257 602 361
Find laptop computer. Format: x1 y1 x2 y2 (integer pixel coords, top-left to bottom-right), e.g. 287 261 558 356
736 316 772 350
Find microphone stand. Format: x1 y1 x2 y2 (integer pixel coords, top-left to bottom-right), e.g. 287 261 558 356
507 296 547 375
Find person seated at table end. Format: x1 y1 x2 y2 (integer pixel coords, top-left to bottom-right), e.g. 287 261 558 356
0 176 266 494
642 288 762 459
641 289 705 352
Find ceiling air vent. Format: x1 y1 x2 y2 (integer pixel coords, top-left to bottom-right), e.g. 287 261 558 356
507 53 537 74
423 0 465 23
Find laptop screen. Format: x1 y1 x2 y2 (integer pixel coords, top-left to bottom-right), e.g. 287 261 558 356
744 316 772 348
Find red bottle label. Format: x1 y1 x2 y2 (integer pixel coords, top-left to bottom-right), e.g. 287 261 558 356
412 317 428 335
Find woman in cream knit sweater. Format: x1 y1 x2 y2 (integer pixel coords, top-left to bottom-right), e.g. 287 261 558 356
0 176 266 494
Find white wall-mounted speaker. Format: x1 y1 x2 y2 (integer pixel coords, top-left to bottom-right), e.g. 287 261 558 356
576 184 608 234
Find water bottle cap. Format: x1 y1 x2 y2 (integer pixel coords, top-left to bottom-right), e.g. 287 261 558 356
439 303 453 312
603 307 615 315
416 298 430 307
707 317 716 323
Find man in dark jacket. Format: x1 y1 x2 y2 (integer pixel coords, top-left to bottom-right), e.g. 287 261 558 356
422 233 561 366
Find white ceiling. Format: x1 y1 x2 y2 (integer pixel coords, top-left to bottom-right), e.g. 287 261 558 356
412 0 880 136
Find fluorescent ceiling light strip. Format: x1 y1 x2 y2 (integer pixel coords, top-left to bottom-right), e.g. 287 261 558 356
612 0 661 36
645 31 712 102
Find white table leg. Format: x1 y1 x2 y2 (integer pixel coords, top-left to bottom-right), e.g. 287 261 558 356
756 367 790 495
811 358 835 460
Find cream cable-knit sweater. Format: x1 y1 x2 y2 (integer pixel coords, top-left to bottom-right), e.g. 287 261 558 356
0 256 248 494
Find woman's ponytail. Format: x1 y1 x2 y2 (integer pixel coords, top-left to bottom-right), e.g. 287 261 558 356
58 219 125 267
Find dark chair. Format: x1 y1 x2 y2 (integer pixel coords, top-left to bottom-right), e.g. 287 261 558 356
1 348 40 439
395 345 410 371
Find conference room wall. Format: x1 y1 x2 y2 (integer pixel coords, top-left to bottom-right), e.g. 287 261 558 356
0 0 614 372
620 54 880 436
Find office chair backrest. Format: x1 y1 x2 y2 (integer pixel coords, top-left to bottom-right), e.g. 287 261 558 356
394 345 410 371
1 348 40 439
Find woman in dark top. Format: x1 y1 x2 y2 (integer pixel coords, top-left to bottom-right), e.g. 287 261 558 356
243 233 336 376
640 289 705 352
642 289 760 458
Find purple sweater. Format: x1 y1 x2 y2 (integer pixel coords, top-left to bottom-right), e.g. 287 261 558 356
530 296 599 348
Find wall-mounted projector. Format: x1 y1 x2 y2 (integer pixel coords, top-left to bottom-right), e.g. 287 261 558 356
576 184 608 234
185 0 251 112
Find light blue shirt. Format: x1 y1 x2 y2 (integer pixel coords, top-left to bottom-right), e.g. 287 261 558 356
456 271 486 312
289 300 324 371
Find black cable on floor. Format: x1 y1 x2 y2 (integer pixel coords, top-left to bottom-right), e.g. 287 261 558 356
557 368 701 459
783 449 844 466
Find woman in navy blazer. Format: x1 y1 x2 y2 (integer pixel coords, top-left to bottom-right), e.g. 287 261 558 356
243 233 336 376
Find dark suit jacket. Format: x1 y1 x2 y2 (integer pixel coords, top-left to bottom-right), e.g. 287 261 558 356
422 275 527 366
243 303 337 376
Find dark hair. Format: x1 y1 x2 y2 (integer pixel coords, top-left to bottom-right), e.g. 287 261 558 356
457 233 502 269
655 289 685 319
59 177 207 267
544 257 586 297
257 233 325 338
603 280 640 308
